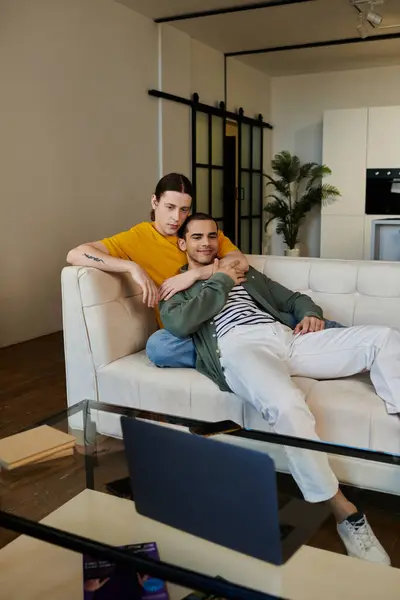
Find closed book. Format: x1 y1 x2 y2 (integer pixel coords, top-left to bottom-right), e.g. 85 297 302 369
35 446 75 464
83 541 169 600
0 425 76 470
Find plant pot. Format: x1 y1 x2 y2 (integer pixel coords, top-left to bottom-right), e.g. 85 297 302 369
284 247 300 257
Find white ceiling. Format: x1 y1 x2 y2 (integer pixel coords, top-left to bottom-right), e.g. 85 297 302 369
116 0 400 76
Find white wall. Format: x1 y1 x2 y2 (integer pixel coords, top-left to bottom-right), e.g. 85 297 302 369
270 65 400 257
192 39 225 107
227 59 271 121
158 25 192 177
160 26 271 179
0 0 159 347
0 1 270 348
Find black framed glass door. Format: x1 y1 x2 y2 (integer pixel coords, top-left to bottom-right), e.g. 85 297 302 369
192 96 226 234
237 112 264 254
148 89 272 254
193 99 265 253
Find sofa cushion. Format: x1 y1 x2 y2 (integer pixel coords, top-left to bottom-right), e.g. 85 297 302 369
261 256 400 331
357 263 400 297
96 351 243 424
244 373 400 455
78 268 157 369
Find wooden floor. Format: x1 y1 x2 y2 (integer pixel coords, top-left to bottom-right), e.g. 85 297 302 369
0 332 66 438
0 332 399 567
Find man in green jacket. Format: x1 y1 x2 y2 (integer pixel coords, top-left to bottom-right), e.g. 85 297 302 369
160 212 399 566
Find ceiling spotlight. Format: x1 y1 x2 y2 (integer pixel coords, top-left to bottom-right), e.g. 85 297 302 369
366 10 383 25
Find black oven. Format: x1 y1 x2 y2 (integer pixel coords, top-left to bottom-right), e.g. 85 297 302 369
366 168 400 215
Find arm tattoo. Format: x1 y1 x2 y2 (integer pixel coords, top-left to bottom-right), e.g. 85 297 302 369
84 253 105 264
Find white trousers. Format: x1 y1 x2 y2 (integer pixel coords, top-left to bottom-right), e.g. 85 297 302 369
218 322 400 503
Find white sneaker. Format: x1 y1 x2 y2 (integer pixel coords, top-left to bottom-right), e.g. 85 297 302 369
337 512 391 565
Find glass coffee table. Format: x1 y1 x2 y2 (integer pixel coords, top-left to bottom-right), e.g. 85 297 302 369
0 400 399 600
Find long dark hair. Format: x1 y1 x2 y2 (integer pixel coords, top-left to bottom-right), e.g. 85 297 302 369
151 173 193 221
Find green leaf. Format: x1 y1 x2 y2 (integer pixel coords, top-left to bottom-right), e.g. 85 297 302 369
264 175 290 198
297 162 317 183
263 151 341 247
311 164 332 179
320 183 341 201
306 164 332 189
271 151 300 183
264 200 289 217
264 193 288 209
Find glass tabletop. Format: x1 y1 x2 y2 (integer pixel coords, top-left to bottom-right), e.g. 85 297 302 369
0 400 399 600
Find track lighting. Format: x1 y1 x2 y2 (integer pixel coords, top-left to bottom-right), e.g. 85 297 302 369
356 12 369 38
351 0 385 7
366 10 383 25
351 0 386 38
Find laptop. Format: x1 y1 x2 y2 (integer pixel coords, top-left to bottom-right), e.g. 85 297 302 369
121 417 329 566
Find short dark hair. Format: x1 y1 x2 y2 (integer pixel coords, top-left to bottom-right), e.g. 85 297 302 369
178 212 218 239
150 173 193 221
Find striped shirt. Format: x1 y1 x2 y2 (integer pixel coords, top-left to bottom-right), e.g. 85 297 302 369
214 285 275 339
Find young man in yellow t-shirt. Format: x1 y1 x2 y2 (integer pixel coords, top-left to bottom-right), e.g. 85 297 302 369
67 173 248 367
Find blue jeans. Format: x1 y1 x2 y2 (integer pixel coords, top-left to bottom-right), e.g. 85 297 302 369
146 329 197 368
146 317 345 369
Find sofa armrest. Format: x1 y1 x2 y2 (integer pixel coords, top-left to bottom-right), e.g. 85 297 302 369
61 266 157 413
62 267 99 412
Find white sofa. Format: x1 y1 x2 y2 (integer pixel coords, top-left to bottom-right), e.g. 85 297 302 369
61 255 400 495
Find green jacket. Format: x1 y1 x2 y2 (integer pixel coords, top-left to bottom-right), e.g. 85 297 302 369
159 266 323 393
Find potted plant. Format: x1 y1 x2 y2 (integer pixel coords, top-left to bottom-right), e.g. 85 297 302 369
263 151 341 256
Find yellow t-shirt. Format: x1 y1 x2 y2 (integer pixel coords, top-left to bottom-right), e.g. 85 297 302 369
102 222 238 325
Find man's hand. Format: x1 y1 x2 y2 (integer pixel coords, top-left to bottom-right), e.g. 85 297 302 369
130 264 159 308
214 259 247 286
218 253 249 272
159 270 198 301
294 316 325 335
